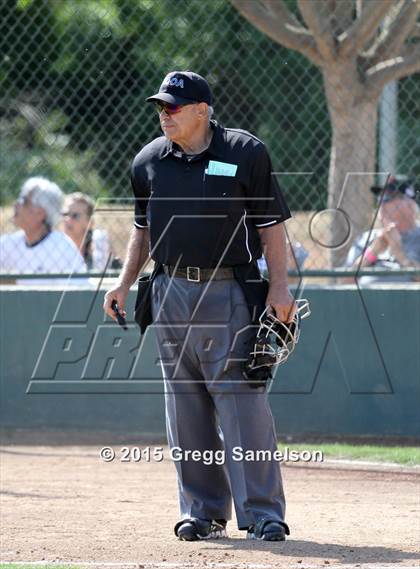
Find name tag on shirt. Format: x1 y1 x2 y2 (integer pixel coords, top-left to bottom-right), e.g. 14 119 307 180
205 160 238 177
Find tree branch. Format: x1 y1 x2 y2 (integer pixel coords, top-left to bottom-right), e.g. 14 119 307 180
297 0 336 61
339 0 395 57
360 1 405 59
411 22 420 39
330 0 355 35
366 45 420 95
261 0 303 30
229 0 322 66
367 0 419 67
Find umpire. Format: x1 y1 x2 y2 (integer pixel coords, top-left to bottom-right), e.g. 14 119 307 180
104 71 296 542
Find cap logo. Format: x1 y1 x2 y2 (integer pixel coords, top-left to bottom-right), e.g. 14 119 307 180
165 77 184 88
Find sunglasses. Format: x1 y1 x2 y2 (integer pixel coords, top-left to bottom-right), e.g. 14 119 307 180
16 196 31 207
62 211 82 220
155 102 191 115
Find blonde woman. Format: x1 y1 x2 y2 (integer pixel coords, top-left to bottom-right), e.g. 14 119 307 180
62 192 113 271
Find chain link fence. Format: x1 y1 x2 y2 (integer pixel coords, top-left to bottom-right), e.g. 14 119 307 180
1 0 419 280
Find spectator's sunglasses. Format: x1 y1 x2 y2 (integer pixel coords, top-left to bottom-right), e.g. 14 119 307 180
16 195 31 206
155 102 193 115
62 211 82 220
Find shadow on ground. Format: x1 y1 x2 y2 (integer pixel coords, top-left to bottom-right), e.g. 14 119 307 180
201 538 420 564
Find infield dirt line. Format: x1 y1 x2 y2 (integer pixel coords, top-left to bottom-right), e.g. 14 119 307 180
1 562 419 569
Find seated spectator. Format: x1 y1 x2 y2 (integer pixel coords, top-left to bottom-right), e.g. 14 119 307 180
62 192 120 271
0 177 86 284
287 240 309 271
376 182 419 267
345 177 419 282
258 241 308 276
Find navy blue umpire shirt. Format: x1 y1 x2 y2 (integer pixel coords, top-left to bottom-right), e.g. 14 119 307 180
131 120 291 268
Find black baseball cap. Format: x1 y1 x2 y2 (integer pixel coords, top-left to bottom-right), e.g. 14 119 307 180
370 176 417 202
146 71 213 106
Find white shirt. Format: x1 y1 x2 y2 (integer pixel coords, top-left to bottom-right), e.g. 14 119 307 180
92 229 111 271
0 230 86 285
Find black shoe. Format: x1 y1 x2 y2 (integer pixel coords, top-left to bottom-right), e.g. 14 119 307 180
175 518 227 541
247 518 289 541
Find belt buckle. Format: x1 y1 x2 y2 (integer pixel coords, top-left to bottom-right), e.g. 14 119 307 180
187 266 200 282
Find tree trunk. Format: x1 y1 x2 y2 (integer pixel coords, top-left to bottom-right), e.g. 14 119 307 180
322 62 380 267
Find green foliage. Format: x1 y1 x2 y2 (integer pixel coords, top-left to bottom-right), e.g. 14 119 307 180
1 0 417 211
1 0 330 209
398 76 420 179
0 111 105 204
398 120 420 180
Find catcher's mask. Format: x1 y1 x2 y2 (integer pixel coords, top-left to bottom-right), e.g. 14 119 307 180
243 299 311 388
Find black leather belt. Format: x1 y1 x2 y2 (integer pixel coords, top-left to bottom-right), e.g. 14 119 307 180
163 265 234 282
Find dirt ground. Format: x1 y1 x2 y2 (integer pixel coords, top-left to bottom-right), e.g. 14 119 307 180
1 444 419 569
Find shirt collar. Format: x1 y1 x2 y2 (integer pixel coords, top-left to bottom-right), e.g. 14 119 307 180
25 228 52 248
158 120 226 161
206 120 226 159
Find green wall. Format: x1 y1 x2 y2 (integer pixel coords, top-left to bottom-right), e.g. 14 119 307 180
1 286 418 439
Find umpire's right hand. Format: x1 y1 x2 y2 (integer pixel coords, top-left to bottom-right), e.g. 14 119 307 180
103 284 129 321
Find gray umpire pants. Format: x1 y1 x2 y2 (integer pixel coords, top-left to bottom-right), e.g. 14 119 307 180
151 271 287 531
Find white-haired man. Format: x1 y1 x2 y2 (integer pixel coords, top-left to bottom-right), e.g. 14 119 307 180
0 177 86 283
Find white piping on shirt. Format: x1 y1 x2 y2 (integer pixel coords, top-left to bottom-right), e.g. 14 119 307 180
255 219 278 228
243 209 252 263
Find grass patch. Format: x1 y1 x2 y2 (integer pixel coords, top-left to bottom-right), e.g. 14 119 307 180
278 442 420 466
